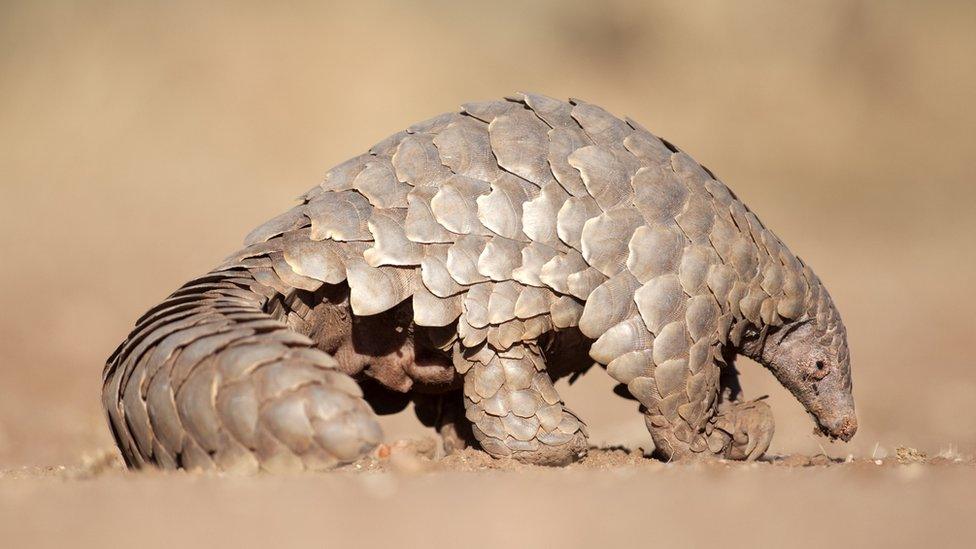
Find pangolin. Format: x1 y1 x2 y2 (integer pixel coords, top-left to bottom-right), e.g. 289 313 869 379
102 93 856 472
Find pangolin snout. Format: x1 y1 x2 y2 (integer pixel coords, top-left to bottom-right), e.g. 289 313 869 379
834 415 858 441
819 413 858 442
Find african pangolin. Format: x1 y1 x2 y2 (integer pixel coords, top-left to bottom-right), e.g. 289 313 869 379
103 93 856 472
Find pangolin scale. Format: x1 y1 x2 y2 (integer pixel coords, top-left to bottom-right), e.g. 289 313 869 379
103 93 856 472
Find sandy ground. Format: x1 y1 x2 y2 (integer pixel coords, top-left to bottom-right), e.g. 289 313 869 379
2 446 974 548
1 1 975 547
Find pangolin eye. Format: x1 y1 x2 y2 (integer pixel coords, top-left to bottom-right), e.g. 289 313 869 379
809 360 829 380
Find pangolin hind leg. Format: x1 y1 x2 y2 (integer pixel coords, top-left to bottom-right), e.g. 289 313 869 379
412 391 475 454
297 288 472 455
458 343 588 465
356 382 475 455
102 269 383 473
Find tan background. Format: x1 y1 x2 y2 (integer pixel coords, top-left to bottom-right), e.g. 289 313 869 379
1 0 974 469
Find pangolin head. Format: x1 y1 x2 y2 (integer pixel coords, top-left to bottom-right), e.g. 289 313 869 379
746 287 857 442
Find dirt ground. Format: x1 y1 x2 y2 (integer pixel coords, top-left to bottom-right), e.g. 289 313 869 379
1 1 974 547
2 445 975 548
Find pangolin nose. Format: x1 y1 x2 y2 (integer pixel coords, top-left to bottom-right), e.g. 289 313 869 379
834 416 858 442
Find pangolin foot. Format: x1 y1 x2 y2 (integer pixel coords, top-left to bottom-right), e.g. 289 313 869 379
705 399 775 461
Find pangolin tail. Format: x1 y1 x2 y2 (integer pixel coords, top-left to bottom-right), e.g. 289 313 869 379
101 267 381 473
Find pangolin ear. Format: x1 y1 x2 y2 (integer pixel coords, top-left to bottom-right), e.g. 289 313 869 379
774 318 812 346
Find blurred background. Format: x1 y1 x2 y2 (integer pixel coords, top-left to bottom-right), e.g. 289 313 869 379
1 0 974 467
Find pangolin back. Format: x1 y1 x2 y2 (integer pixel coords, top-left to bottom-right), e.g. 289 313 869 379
238 92 828 362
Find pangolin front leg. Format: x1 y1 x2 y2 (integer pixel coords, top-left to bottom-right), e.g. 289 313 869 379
637 354 774 461
702 361 776 460
704 398 775 460
458 344 588 465
618 340 722 462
